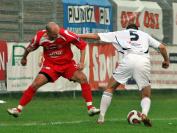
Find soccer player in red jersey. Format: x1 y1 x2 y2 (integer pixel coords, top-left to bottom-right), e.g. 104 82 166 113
7 22 100 117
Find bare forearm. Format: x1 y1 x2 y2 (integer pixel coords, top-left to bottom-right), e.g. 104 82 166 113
159 44 169 62
78 33 100 40
22 49 30 59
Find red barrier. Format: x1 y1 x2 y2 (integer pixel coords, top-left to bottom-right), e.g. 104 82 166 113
88 43 125 90
0 40 8 81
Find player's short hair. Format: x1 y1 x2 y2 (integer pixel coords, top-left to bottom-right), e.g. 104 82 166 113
46 25 50 32
126 24 138 30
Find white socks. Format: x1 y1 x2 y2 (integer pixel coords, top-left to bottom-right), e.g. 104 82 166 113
141 97 151 116
100 93 151 118
100 91 113 116
17 105 23 111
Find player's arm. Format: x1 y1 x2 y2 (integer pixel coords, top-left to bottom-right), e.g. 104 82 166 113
158 44 169 69
148 35 169 69
79 49 86 70
79 32 118 43
78 33 100 40
64 30 87 70
76 39 86 70
21 49 30 66
21 35 40 66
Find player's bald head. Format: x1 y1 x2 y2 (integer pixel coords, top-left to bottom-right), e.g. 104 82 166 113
46 22 60 40
46 22 60 33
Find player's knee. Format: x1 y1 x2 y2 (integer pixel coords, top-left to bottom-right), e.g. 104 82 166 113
78 74 88 83
105 88 114 93
141 86 151 98
141 90 151 98
142 93 150 98
31 82 41 90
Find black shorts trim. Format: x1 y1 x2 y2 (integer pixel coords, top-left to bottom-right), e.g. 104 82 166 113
39 72 53 82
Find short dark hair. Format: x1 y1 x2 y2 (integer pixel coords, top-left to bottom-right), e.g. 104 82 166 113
126 24 138 30
46 24 51 32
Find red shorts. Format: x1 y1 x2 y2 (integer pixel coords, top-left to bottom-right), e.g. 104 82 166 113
39 60 78 82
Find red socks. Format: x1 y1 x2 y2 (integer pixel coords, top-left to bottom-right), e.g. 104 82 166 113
19 86 36 107
81 83 93 110
18 84 92 111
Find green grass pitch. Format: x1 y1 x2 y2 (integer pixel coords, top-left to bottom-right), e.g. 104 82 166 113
0 90 177 133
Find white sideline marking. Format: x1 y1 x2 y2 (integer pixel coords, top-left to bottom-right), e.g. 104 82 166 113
0 118 177 127
0 100 6 104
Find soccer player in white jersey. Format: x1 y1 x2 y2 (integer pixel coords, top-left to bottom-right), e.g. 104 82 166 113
78 24 169 127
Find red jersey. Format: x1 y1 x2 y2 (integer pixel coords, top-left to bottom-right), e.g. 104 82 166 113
26 28 86 65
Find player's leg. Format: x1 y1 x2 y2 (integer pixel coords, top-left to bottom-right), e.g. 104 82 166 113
134 81 151 119
98 76 120 124
71 70 92 107
71 70 100 116
19 73 49 108
133 57 152 127
59 60 99 116
98 59 133 124
7 73 49 117
7 63 59 118
141 85 151 117
140 85 152 127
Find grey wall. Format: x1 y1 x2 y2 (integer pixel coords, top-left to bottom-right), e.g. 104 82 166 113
0 0 64 41
0 0 176 44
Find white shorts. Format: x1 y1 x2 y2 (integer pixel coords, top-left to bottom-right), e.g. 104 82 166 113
113 54 151 90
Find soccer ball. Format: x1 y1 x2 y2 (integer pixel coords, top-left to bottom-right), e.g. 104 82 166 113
127 110 142 124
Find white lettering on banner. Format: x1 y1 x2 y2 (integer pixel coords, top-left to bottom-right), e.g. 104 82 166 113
83 45 90 79
67 27 90 34
92 46 99 81
99 54 106 81
106 56 113 78
67 27 82 34
82 27 90 34
91 45 118 83
68 5 110 25
0 52 5 70
92 28 110 33
67 26 110 34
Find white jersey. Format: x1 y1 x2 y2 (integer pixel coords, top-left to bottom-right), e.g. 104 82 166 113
98 29 161 58
98 29 161 89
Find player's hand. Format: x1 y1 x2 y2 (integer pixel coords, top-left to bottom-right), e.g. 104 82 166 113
162 60 169 69
77 63 85 70
21 58 27 66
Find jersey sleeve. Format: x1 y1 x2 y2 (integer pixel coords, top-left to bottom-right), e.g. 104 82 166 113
63 30 87 50
98 31 120 43
148 35 161 48
26 34 40 52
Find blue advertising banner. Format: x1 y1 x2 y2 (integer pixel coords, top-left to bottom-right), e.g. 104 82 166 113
62 0 113 34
